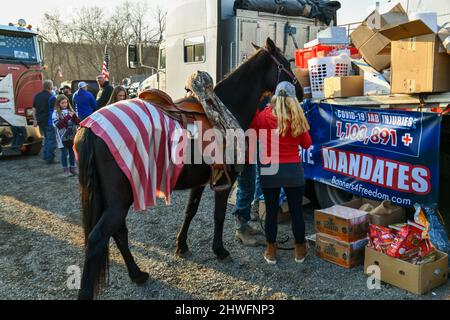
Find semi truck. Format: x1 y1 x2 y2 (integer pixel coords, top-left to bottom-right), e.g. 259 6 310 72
127 0 330 98
0 19 45 156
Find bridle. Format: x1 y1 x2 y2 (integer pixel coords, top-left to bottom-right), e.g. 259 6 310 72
262 47 298 86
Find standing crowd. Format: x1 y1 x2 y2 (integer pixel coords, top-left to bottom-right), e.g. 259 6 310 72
32 76 128 176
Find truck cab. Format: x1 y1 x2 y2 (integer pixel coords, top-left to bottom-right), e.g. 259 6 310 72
0 20 45 156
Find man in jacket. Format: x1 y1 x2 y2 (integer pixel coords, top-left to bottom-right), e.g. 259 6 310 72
72 82 97 121
32 80 57 163
96 75 114 109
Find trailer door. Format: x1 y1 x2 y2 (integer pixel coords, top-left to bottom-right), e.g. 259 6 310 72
238 20 259 66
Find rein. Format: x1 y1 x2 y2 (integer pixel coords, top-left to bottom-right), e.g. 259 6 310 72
262 48 298 86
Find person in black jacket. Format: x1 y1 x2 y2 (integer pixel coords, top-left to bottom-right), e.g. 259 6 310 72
32 80 57 163
96 75 114 109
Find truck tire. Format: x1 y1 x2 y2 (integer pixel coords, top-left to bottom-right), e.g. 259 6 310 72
314 181 355 209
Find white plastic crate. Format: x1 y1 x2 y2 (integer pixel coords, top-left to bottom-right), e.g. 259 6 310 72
308 55 352 99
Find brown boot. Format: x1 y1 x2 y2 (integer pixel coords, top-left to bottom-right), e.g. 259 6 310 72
263 242 277 264
294 242 308 263
235 227 262 247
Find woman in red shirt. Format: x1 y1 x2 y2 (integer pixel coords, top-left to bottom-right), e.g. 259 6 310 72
251 81 312 265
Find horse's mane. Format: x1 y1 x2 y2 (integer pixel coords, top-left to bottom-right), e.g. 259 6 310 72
217 48 267 85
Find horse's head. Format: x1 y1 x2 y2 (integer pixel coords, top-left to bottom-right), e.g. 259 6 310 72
253 38 303 101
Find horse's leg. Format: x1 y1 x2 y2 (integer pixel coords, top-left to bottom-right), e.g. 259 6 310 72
77 130 136 299
212 175 237 262
113 222 149 284
175 185 206 257
78 206 127 300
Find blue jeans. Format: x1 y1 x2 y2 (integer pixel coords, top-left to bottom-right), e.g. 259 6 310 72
60 146 75 168
40 125 56 162
232 164 256 223
233 164 287 223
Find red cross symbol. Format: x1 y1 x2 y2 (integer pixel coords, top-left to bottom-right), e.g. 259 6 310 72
402 133 413 147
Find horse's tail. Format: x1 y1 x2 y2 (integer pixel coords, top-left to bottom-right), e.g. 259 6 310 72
74 127 109 295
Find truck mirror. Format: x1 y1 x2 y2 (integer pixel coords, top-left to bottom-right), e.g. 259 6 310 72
38 37 45 65
127 44 139 69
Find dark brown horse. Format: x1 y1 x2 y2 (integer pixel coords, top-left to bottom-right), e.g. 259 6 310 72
74 38 302 299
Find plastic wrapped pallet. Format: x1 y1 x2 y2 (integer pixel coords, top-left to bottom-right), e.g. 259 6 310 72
233 0 341 25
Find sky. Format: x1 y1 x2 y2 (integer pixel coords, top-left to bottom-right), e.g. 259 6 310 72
0 0 168 29
1 0 449 30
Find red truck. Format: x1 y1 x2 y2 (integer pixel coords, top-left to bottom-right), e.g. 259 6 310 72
0 19 45 156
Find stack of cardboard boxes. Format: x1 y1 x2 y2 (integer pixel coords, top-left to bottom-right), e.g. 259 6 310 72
314 204 370 268
350 3 450 95
314 198 407 269
295 3 450 99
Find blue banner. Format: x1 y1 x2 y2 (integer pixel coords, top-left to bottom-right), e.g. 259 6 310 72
302 101 442 207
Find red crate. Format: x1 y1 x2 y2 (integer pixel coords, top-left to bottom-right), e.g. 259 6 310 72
295 45 359 69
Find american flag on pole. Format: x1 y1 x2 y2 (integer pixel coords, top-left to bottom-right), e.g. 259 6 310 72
57 65 63 78
101 45 110 81
79 99 186 211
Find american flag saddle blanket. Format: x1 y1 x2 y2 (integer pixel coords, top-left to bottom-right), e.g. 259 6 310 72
80 99 186 211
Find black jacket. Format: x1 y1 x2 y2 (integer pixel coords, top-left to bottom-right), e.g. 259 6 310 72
96 82 114 109
33 90 52 127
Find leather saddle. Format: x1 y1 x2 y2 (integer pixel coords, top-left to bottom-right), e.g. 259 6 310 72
138 89 202 113
139 89 211 129
138 89 231 191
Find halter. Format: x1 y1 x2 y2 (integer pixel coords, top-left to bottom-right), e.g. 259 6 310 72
262 47 298 86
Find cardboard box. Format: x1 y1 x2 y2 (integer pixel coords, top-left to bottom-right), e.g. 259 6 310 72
342 198 405 227
293 68 311 99
324 76 364 98
364 246 448 294
316 233 368 268
366 2 408 29
350 3 408 72
391 34 450 93
315 205 369 242
351 26 392 72
379 18 436 42
352 59 391 95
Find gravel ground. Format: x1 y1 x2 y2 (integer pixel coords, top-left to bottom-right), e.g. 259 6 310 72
0 152 449 300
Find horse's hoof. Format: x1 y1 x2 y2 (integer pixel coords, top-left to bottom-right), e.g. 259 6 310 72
218 255 233 264
131 271 149 285
176 249 192 259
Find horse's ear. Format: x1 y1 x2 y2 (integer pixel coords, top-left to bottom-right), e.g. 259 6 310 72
266 38 276 54
252 42 260 51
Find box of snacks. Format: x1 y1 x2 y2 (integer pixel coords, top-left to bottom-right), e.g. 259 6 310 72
364 222 448 294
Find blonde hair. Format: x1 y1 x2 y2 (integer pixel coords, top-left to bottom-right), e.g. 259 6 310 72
270 95 310 137
54 94 74 119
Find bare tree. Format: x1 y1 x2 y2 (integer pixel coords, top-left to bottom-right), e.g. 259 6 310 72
150 6 167 45
39 1 160 85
